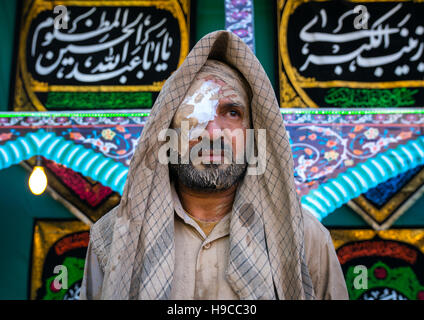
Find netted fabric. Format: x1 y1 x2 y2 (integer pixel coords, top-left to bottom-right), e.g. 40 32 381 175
92 30 315 300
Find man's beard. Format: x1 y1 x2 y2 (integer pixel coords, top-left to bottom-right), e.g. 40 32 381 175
169 156 247 191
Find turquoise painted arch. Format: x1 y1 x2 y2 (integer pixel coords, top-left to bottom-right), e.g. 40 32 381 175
0 129 128 195
302 136 424 221
0 129 424 221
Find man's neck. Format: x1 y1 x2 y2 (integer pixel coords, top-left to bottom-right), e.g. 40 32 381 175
175 181 237 222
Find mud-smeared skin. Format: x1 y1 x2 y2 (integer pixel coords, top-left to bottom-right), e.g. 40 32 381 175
170 60 251 191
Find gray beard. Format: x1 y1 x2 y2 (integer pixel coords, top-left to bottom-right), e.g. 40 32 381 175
169 159 247 191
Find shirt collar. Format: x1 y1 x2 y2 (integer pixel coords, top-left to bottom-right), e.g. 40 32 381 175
170 181 231 241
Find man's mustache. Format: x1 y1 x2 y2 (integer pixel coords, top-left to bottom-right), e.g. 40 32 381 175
194 138 232 153
189 138 234 164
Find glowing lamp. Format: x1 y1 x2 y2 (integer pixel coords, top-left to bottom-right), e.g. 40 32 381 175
29 166 48 195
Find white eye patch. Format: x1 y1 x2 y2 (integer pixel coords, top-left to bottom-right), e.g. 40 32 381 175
184 80 220 139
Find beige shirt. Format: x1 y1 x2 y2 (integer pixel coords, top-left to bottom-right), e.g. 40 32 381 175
80 185 348 300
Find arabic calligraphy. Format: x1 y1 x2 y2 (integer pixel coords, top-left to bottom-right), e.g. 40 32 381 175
324 87 418 108
27 5 181 85
45 91 153 109
297 3 424 80
278 0 424 108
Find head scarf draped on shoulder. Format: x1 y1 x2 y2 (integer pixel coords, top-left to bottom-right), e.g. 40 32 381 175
93 30 315 300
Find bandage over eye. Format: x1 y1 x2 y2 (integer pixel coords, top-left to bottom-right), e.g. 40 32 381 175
172 59 251 142
184 80 220 140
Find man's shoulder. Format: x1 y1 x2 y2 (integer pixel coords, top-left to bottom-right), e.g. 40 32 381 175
90 206 119 256
91 207 118 237
302 209 349 299
302 208 332 244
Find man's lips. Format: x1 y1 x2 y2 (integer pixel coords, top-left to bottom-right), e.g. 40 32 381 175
199 150 224 155
198 150 228 162
201 151 223 159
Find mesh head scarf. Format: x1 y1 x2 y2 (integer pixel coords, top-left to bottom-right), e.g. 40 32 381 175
96 30 315 300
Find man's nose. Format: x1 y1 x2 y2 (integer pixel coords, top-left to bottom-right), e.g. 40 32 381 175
204 118 222 140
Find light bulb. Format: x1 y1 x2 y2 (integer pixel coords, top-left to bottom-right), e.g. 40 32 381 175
29 166 48 195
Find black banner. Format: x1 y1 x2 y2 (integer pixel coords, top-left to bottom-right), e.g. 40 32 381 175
278 0 424 109
13 0 191 111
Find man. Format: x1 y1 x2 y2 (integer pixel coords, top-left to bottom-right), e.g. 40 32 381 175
80 30 348 300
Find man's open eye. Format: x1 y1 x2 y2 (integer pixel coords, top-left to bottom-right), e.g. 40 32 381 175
228 109 241 117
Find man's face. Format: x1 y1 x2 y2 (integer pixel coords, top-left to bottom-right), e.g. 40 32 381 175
169 62 251 191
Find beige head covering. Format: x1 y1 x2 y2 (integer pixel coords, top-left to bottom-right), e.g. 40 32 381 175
90 30 315 300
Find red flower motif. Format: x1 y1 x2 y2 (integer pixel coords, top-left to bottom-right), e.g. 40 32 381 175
353 125 364 132
326 140 337 147
116 125 126 133
305 148 313 155
374 267 387 280
397 131 413 140
69 132 84 140
353 149 363 155
308 134 317 141
0 132 13 141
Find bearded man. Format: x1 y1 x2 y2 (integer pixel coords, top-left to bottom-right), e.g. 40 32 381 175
80 30 348 300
